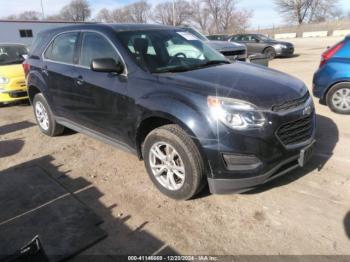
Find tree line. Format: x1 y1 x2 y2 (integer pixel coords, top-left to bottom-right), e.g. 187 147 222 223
4 0 349 34
4 0 251 34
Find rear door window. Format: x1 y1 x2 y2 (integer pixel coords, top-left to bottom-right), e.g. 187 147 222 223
79 32 120 68
44 32 79 64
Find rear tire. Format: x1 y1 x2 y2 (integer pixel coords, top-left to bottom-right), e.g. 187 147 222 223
33 93 64 136
326 83 350 114
143 124 205 200
264 47 276 60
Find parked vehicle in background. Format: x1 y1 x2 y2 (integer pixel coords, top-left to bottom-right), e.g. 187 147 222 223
206 35 230 41
0 43 28 105
313 35 350 114
179 27 247 61
26 24 315 200
229 34 295 60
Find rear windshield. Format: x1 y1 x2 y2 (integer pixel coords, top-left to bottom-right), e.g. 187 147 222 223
0 45 28 66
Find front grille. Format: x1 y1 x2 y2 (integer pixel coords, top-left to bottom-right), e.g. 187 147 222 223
221 50 245 56
276 115 313 146
272 92 309 112
9 91 27 98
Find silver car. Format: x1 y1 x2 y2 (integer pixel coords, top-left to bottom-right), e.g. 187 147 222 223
180 27 247 62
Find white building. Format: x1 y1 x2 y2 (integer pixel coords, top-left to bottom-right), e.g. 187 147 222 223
0 20 87 46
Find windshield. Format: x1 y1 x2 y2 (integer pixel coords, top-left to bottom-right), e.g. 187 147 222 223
0 45 28 66
117 29 228 73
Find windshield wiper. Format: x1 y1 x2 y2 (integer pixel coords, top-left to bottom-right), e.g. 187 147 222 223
154 60 230 74
154 66 194 73
199 60 230 67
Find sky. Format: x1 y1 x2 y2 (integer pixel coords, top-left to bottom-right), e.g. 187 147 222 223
1 0 350 29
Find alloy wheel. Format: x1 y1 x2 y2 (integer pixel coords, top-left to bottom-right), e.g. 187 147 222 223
35 101 50 131
149 142 185 191
331 87 350 111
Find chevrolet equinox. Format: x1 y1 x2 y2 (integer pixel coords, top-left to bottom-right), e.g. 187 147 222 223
25 24 316 200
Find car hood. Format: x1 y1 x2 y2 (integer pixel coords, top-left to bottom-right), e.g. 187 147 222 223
158 62 307 110
0 64 25 78
206 40 246 52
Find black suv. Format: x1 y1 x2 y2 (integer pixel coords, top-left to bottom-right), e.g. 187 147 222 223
25 24 315 200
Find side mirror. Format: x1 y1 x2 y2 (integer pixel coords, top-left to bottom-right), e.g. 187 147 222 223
91 58 124 74
255 38 260 43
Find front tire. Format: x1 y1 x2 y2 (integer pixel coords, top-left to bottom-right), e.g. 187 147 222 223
326 83 350 114
33 93 64 136
143 124 205 200
264 47 276 60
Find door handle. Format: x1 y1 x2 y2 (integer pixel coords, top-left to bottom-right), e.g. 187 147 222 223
42 65 48 75
76 76 84 86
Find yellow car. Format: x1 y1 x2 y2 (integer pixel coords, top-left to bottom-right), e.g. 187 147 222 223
0 43 28 104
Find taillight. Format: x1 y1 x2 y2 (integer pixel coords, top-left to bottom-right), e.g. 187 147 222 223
22 60 30 76
319 41 345 68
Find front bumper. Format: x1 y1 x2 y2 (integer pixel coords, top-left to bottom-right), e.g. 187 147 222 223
276 46 294 57
0 88 28 103
0 78 28 103
200 103 316 194
208 140 315 194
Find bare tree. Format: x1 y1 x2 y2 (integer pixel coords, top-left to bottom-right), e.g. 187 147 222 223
153 0 193 26
95 1 151 23
189 0 210 33
203 0 251 34
124 1 151 23
274 0 313 24
205 0 222 33
111 8 133 23
227 9 252 33
95 8 114 23
59 0 91 22
274 0 340 24
5 11 41 20
308 0 340 22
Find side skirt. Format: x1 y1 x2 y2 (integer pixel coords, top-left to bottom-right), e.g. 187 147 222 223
56 117 137 156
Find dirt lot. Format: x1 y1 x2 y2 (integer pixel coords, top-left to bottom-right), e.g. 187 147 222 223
1 36 350 256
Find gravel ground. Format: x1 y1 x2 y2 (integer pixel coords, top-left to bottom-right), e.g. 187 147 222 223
0 36 349 256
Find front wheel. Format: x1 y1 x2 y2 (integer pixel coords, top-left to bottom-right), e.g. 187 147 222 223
326 83 350 114
264 47 276 60
143 124 206 200
33 93 65 136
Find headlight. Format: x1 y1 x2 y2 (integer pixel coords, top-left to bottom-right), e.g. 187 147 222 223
275 44 287 49
0 76 9 85
208 96 266 130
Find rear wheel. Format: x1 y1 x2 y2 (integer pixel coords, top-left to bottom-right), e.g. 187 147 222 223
264 47 276 60
143 124 205 200
33 93 65 136
326 83 350 114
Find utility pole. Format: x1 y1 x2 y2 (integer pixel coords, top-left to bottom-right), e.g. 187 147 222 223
172 0 176 26
40 0 45 20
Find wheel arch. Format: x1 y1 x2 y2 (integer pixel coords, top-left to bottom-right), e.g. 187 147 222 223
263 45 275 53
135 113 212 175
26 71 50 104
27 85 42 104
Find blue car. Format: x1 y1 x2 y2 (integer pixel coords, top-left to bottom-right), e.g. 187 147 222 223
313 35 350 114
